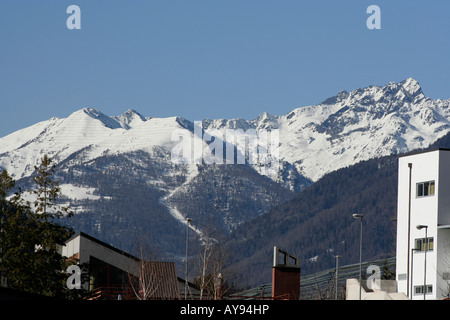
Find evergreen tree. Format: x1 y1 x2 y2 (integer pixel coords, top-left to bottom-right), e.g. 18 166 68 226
0 156 75 298
381 259 395 280
31 154 72 219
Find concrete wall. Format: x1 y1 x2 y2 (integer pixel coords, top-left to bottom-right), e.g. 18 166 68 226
61 233 140 277
396 149 450 300
396 151 439 298
346 279 408 300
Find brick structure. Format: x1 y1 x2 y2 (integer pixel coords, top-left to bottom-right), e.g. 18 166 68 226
271 247 300 300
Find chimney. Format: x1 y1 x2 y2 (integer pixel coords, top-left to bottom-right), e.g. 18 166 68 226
272 246 300 300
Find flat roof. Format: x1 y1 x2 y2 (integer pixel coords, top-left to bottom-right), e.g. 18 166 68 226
398 147 450 158
65 232 139 261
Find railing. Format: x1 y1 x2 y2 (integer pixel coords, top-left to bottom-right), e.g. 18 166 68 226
87 287 136 300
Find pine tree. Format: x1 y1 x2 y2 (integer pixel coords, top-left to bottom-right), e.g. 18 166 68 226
0 156 75 298
31 154 72 219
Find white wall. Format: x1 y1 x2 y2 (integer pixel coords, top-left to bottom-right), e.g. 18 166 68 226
60 234 81 259
396 150 440 299
396 154 411 295
61 234 140 277
436 150 450 299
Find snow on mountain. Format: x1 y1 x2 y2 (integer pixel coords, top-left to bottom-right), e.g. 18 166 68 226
1 77 449 262
112 109 148 129
283 77 450 181
0 108 194 180
1 77 449 187
203 78 450 181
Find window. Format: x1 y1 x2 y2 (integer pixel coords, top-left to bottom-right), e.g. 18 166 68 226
415 237 434 252
416 181 435 197
414 285 432 295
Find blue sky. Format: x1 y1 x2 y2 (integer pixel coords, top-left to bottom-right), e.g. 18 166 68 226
1 0 449 138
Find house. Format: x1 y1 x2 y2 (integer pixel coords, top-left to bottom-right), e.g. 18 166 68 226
396 148 450 300
60 232 181 300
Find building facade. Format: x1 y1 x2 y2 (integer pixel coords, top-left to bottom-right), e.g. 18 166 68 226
61 232 180 299
396 149 450 300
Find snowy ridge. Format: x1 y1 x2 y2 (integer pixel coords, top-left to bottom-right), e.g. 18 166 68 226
0 78 449 185
0 108 195 179
203 78 450 181
1 77 450 258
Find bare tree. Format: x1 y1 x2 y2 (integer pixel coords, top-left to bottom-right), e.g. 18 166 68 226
436 240 450 299
193 224 231 300
126 237 169 300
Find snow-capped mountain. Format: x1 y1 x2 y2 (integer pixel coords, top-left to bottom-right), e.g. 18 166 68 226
203 77 450 181
2 78 448 185
0 105 298 255
0 78 449 260
0 108 189 180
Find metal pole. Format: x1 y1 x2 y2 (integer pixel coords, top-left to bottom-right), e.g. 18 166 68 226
424 227 428 300
411 248 414 300
359 217 363 300
407 163 412 297
353 214 364 300
185 218 192 300
416 225 428 300
335 255 340 300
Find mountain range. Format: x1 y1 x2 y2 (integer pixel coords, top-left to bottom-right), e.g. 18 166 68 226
1 77 449 288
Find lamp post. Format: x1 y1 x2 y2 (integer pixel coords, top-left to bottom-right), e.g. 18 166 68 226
410 248 418 300
416 225 428 300
407 163 412 297
335 255 341 300
353 214 364 300
185 218 192 300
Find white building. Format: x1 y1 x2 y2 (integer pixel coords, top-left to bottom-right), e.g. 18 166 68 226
396 149 450 300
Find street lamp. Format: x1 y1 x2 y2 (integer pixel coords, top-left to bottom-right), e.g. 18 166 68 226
335 255 341 300
353 214 364 300
185 218 192 300
410 248 419 300
416 225 428 300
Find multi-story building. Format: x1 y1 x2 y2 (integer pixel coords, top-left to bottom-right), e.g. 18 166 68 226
396 148 450 300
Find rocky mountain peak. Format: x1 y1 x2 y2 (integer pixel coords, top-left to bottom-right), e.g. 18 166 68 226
113 109 147 129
